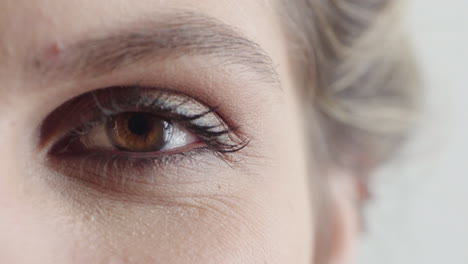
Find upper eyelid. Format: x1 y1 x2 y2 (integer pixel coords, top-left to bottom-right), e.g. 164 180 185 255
40 86 216 139
78 92 225 136
90 87 228 130
92 87 246 153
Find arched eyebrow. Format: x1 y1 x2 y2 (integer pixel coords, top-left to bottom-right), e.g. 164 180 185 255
32 12 279 85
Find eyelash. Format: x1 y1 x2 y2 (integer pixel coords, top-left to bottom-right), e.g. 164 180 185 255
41 86 249 183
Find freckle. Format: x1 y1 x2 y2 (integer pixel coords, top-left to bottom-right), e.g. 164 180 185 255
39 41 65 67
33 41 65 71
46 41 64 58
33 58 42 70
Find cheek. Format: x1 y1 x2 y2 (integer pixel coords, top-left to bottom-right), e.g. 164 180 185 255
36 189 302 264
24 149 312 264
0 102 313 264
0 114 314 264
0 71 314 264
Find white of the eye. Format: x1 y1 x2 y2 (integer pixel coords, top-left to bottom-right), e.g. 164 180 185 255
81 123 113 149
80 121 198 151
161 122 198 151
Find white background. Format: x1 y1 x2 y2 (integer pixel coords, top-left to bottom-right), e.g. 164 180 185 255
359 0 468 263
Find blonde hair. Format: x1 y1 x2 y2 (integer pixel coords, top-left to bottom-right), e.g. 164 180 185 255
281 0 419 262
284 0 418 171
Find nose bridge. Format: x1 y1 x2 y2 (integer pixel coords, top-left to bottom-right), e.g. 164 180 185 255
0 76 80 263
0 91 27 261
0 81 50 263
0 104 20 197
0 75 24 182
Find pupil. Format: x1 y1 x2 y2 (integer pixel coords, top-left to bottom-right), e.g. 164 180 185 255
127 114 152 136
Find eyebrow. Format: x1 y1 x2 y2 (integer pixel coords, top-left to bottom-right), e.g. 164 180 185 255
32 12 279 85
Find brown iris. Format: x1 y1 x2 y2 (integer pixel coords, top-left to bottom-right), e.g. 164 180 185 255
106 113 170 152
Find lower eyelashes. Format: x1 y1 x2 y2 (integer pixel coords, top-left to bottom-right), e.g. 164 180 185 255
47 147 215 188
39 86 249 188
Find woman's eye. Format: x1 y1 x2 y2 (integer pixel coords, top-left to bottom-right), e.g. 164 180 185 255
37 86 248 192
82 112 198 153
40 86 247 162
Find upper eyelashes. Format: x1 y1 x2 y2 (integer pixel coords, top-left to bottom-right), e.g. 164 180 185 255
40 86 248 159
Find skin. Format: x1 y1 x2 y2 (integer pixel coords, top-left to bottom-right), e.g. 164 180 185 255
0 0 359 263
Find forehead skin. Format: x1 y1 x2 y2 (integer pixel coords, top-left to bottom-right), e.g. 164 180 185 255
0 0 314 263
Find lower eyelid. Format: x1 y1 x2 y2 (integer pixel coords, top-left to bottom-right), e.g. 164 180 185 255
44 147 223 194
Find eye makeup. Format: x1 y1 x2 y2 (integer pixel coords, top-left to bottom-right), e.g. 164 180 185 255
39 86 249 187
